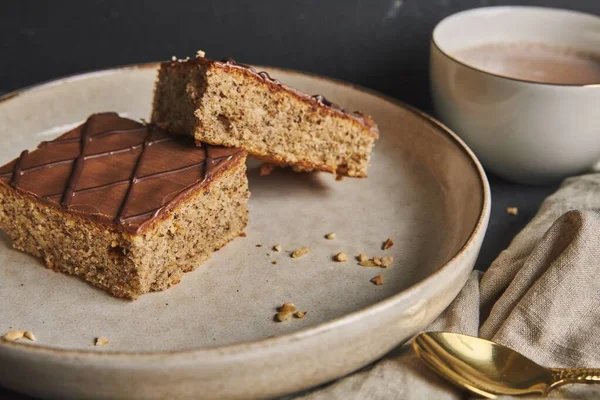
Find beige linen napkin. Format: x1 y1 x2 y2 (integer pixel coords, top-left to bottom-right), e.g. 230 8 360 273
297 173 600 399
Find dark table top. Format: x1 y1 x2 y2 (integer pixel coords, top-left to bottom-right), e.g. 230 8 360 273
0 0 586 397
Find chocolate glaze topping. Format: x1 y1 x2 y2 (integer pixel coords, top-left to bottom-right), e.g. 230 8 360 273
216 57 373 129
0 113 244 234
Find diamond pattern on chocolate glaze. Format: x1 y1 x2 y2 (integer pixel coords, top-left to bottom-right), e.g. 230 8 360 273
0 113 244 234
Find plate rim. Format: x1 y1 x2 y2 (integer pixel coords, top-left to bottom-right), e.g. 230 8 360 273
0 62 491 358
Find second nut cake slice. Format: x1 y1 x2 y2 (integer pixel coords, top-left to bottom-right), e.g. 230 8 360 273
0 113 249 299
151 55 379 177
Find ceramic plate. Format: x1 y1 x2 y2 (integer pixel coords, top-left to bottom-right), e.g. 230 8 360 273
0 64 490 399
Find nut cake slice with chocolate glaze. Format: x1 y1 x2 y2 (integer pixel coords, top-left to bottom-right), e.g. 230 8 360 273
152 55 379 177
0 113 249 299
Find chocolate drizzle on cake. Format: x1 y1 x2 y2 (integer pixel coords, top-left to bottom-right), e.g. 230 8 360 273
0 113 244 233
220 57 251 69
220 57 281 84
9 150 28 188
311 94 343 111
114 128 153 224
61 113 96 207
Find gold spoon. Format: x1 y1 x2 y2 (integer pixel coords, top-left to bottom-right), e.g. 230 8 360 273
412 331 600 398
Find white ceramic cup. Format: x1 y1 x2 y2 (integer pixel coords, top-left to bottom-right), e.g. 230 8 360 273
431 6 600 184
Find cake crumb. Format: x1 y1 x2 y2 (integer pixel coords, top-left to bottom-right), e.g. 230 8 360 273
196 49 206 58
23 331 37 342
359 259 378 267
271 261 277 265
240 232 247 237
291 247 309 258
370 275 384 286
294 311 307 319
507 207 518 216
325 232 336 240
335 175 344 181
279 303 296 312
382 238 394 250
260 163 276 176
256 244 262 247
2 330 24 341
334 252 348 262
359 256 390 268
381 256 394 268
273 244 282 252
95 336 109 347
276 311 293 322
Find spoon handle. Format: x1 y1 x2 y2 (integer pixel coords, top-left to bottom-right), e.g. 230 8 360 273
550 368 600 388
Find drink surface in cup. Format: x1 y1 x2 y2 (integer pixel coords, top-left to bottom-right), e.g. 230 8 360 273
454 42 600 85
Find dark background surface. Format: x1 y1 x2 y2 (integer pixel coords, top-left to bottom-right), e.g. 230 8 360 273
1 0 597 398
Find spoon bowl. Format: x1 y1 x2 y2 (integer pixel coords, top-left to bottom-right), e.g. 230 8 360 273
412 331 600 398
